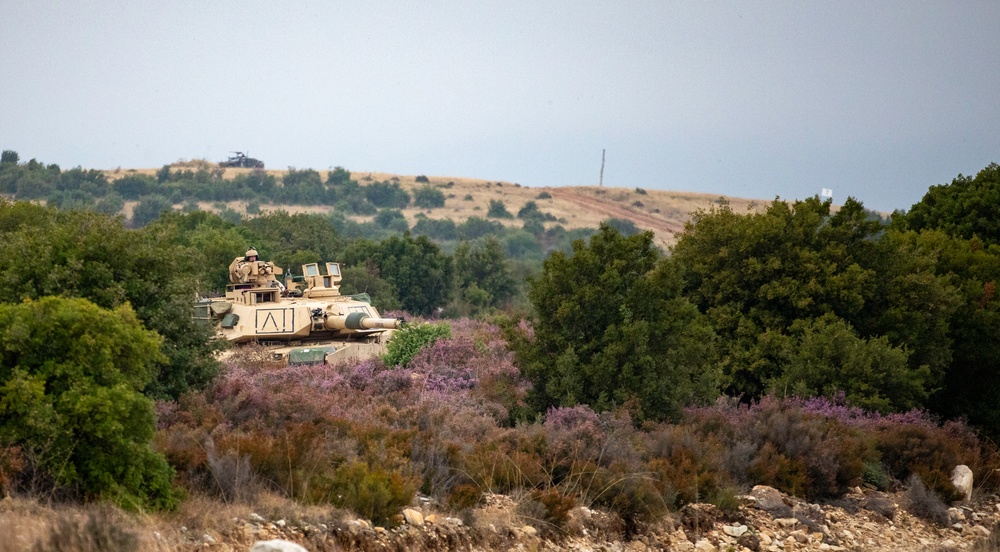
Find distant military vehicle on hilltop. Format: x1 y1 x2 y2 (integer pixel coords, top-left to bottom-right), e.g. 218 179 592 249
195 248 402 365
219 151 265 168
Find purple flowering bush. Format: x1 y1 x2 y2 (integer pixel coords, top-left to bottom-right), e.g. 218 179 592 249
155 321 531 521
681 395 999 500
154 323 999 527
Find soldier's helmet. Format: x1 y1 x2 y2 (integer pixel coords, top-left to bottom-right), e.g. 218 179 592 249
245 247 259 261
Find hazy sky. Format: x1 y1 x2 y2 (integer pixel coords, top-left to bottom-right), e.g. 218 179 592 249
2 1 998 212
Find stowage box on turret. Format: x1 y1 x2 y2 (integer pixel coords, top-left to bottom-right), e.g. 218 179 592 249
194 248 402 364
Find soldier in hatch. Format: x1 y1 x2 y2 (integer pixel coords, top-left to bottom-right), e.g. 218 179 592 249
229 247 281 287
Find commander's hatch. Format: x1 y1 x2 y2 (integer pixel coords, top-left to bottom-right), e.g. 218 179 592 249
301 262 342 298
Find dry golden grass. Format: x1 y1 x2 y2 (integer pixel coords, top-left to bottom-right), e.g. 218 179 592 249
0 497 170 552
104 165 769 247
0 492 349 552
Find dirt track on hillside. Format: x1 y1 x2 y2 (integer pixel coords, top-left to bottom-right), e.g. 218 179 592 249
546 188 688 246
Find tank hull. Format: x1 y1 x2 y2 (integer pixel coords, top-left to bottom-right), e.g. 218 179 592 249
197 256 403 364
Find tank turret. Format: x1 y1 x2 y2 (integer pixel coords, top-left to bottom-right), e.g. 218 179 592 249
195 249 403 364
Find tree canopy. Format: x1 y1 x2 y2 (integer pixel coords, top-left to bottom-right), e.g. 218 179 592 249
512 224 720 422
895 162 1000 245
0 297 178 509
0 200 220 399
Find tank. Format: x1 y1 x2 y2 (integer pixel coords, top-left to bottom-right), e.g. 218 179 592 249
194 248 403 364
219 151 265 168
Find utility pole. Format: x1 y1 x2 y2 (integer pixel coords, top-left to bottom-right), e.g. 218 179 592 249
599 149 606 187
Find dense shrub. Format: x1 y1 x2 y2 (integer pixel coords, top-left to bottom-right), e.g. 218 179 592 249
326 461 419 526
682 395 998 502
131 194 174 227
158 321 527 521
513 224 720 422
412 215 458 240
517 201 556 222
383 323 452 368
155 320 998 527
904 474 951 525
487 199 514 219
365 181 410 209
0 297 178 510
645 424 730 507
458 216 505 240
518 488 576 533
373 208 409 232
414 185 446 208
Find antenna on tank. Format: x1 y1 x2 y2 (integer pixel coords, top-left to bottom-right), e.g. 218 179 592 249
599 149 606 187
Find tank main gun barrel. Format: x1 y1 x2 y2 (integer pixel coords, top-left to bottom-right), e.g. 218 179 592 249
324 313 403 332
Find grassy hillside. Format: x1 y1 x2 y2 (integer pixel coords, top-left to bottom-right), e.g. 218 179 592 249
108 162 766 248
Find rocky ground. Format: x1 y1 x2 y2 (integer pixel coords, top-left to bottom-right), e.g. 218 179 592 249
149 485 1000 552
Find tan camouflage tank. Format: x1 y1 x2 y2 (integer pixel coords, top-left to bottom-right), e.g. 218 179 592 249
194 248 402 364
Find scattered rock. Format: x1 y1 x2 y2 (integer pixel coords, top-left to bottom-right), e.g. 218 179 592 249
737 532 761 551
694 538 717 551
250 540 309 552
864 496 897 520
776 517 799 528
249 513 265 523
403 508 424 527
521 525 538 537
722 524 748 537
749 485 786 512
953 465 974 502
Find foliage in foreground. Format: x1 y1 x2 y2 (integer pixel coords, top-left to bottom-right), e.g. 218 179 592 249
153 319 997 531
0 297 179 510
0 200 221 399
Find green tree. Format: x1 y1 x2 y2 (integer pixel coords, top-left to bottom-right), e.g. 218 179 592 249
895 162 1000 245
513 224 719 422
0 201 220 398
243 211 342 271
339 263 402 312
671 197 957 410
602 217 640 236
413 186 446 209
270 168 327 204
0 297 178 509
327 166 352 187
365 181 410 209
93 192 125 216
374 208 409 232
454 238 517 310
458 216 504 240
912 231 1000 436
487 199 513 219
412 214 458 240
131 195 174 227
144 210 255 293
354 234 453 316
767 314 927 412
113 174 156 199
